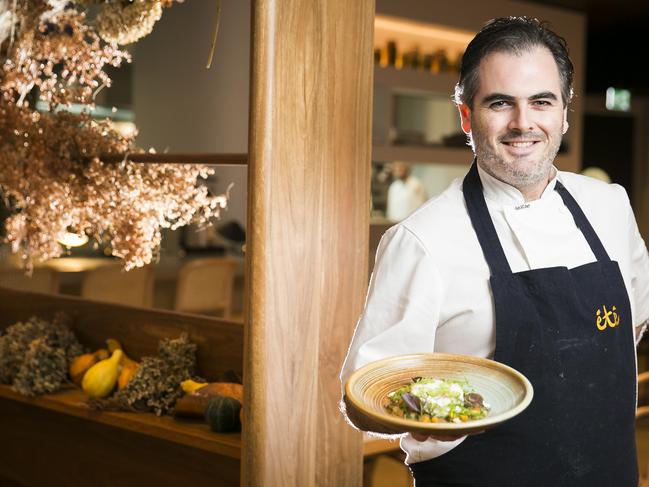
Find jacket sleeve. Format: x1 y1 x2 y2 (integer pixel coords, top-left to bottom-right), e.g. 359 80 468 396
340 223 443 428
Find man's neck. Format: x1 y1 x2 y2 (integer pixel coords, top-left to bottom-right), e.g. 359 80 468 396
518 167 556 202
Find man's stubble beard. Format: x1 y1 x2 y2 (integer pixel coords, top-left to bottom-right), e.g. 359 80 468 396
471 126 562 190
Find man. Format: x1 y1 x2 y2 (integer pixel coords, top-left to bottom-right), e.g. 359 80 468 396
341 17 649 486
386 161 427 221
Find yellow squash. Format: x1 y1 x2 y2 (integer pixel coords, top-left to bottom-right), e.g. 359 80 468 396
69 349 110 386
82 349 123 398
181 379 208 394
106 338 138 367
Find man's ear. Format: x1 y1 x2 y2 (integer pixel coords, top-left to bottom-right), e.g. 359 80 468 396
562 108 569 134
459 104 472 134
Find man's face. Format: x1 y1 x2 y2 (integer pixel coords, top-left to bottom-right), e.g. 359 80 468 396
458 46 568 191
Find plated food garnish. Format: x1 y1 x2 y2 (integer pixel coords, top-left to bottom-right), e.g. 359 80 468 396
385 377 490 423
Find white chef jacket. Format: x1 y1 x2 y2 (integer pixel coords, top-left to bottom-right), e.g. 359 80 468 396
341 165 649 464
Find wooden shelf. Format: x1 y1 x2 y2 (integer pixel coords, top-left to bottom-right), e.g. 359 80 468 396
373 143 472 164
0 384 242 459
101 152 248 165
374 65 457 95
0 384 398 460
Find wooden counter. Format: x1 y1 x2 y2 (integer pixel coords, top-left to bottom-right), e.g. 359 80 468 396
0 288 244 486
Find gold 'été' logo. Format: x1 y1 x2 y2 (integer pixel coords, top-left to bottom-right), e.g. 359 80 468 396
596 305 620 331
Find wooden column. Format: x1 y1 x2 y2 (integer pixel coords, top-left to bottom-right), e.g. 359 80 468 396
244 0 374 485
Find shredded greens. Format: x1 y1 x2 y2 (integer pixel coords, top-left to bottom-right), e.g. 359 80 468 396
385 377 490 423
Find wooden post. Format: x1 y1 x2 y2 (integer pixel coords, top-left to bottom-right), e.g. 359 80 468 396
244 0 374 485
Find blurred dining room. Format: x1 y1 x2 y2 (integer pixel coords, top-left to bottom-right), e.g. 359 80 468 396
1 0 649 486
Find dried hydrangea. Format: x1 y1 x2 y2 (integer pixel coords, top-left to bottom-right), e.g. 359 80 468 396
109 333 197 415
0 313 85 395
2 5 129 106
13 337 69 396
95 0 163 45
0 0 228 271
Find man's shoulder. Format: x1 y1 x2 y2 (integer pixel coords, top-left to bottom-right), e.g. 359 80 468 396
558 171 629 208
398 178 470 236
558 171 631 234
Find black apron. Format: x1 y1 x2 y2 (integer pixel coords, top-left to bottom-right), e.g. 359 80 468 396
409 163 638 487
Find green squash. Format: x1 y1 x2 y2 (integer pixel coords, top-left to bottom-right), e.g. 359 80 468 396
204 394 242 433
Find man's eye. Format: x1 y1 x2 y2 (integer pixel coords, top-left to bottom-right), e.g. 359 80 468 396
489 101 509 109
533 100 552 106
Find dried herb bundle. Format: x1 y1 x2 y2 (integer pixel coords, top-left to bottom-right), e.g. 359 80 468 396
110 333 197 415
0 314 84 396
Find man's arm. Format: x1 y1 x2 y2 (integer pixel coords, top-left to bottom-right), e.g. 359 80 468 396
340 223 442 431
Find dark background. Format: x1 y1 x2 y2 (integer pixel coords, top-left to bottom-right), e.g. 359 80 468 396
524 0 648 202
526 0 649 96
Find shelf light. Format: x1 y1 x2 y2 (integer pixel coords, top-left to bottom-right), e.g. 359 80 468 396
375 15 475 45
57 231 89 248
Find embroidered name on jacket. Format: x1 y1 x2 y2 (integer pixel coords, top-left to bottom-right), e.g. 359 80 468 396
596 305 620 331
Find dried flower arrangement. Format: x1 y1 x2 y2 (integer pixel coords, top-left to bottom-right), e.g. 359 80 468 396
91 333 198 415
0 0 228 271
0 313 84 396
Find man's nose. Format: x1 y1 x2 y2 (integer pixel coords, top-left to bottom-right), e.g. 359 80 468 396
507 105 534 132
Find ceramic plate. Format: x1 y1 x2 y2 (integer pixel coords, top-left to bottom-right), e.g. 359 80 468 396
344 353 533 436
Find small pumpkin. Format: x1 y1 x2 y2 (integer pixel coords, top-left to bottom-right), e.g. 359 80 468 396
204 395 241 433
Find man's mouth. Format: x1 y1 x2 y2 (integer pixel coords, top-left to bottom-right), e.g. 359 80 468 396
502 140 539 148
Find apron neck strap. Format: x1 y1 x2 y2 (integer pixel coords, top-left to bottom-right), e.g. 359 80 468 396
463 162 611 277
554 181 611 262
463 162 512 275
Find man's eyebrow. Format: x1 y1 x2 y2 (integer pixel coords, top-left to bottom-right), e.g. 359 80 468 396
481 93 515 105
529 91 558 101
481 92 559 105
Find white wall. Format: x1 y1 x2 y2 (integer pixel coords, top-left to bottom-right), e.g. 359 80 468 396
133 0 250 232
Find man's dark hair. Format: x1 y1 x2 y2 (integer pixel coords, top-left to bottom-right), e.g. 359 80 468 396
454 16 574 108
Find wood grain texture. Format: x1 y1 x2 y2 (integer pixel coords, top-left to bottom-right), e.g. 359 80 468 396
0 288 244 380
245 0 374 485
0 385 241 458
0 398 240 487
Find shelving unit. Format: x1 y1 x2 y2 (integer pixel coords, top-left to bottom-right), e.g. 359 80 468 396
0 384 242 458
0 288 245 486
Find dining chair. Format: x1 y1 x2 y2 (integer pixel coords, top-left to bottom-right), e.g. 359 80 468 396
174 257 238 317
0 268 59 294
81 264 154 308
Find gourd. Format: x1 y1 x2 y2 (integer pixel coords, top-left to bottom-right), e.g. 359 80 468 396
117 362 139 390
175 382 243 418
69 349 110 386
181 379 208 394
82 349 123 398
106 338 140 390
204 395 242 433
197 382 243 402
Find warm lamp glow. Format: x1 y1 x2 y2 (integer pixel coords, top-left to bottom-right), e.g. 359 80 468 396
57 232 89 248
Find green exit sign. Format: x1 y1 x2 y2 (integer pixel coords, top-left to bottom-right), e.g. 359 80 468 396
606 87 631 111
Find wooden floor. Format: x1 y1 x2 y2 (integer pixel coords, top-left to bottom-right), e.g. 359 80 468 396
368 455 412 487
638 417 649 484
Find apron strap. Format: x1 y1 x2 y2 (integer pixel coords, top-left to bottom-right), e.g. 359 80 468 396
554 181 611 262
463 162 512 275
463 162 612 277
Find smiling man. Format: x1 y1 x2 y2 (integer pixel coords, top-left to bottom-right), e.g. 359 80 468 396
462 46 568 201
341 17 649 486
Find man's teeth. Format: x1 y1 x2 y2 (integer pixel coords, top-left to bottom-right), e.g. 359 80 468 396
507 141 535 147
